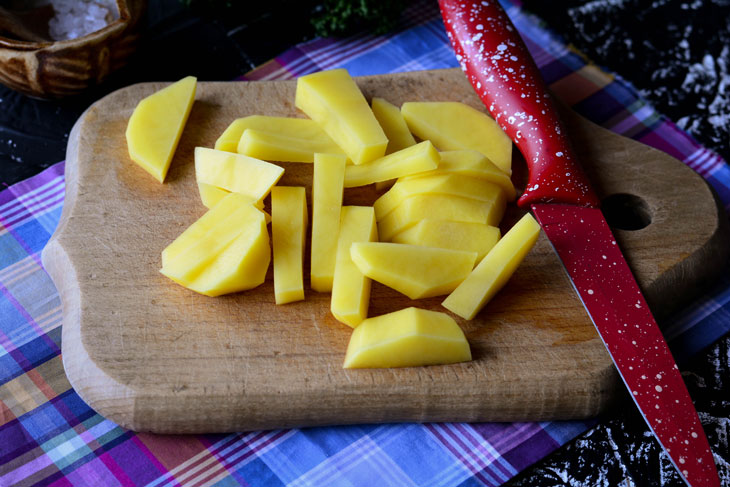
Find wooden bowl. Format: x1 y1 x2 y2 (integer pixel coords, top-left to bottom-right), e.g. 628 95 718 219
0 0 146 98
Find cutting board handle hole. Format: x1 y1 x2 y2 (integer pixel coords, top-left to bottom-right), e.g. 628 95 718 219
601 193 652 231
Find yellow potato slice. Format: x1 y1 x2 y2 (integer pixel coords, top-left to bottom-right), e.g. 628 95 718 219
374 173 505 220
331 206 378 328
344 141 439 188
214 115 342 154
160 193 270 296
400 150 516 201
371 97 416 154
295 69 388 165
195 147 284 204
272 186 308 304
372 97 417 191
401 102 512 174
377 193 506 242
181 216 270 297
311 153 346 293
343 307 471 368
197 181 230 209
161 192 251 270
197 182 269 224
350 242 477 299
442 213 541 320
393 220 500 263
238 129 345 163
125 76 197 183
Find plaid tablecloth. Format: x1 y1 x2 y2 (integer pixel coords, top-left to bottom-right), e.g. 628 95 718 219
2 1 730 486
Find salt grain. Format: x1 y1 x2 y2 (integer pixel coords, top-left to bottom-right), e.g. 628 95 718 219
48 0 118 41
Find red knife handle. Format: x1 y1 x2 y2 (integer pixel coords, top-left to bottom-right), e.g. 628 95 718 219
439 0 600 208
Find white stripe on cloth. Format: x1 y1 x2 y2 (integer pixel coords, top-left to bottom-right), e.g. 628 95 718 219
287 428 418 487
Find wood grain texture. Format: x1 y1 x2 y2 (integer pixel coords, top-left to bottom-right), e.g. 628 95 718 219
41 69 730 434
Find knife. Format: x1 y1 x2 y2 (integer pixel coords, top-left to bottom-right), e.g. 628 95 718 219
438 1 720 485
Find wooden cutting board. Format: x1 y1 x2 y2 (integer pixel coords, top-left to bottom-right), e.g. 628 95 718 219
42 69 729 434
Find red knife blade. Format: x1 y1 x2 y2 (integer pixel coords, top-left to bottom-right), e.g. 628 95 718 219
438 1 720 486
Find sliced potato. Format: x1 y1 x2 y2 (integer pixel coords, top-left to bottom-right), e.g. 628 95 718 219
344 141 439 188
442 213 541 320
295 69 388 165
402 102 512 175
331 206 378 328
343 307 471 368
393 220 500 263
126 76 197 182
195 147 284 204
351 242 477 299
311 153 347 293
272 186 308 305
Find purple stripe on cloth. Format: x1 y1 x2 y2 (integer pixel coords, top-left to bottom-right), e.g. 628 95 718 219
98 451 137 487
0 165 65 275
45 474 73 487
0 179 64 218
2 188 64 230
144 434 249 487
1 328 23 356
472 422 553 455
426 423 506 486
539 59 578 84
0 420 38 464
491 423 564 468
124 437 169 485
522 37 558 70
0 164 65 207
0 282 59 358
454 424 515 480
439 428 502 484
48 392 86 430
2 452 54 487
200 431 289 484
637 124 693 164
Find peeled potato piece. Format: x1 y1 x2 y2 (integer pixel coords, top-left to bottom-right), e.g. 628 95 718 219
374 173 505 220
197 183 270 224
160 193 270 297
125 76 197 183
402 101 512 175
182 217 270 297
331 206 378 328
393 220 500 263
372 97 418 191
344 141 439 188
238 129 345 163
197 181 230 209
161 192 252 270
371 97 416 154
442 213 541 320
272 186 308 305
195 147 284 204
378 193 506 242
343 307 471 369
399 150 516 201
214 115 342 154
310 153 347 293
295 69 388 165
350 242 477 299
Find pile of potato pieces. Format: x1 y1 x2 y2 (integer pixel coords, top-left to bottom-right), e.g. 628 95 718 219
124 69 541 369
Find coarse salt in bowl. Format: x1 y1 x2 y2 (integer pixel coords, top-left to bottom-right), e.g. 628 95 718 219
48 0 120 41
0 0 146 98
